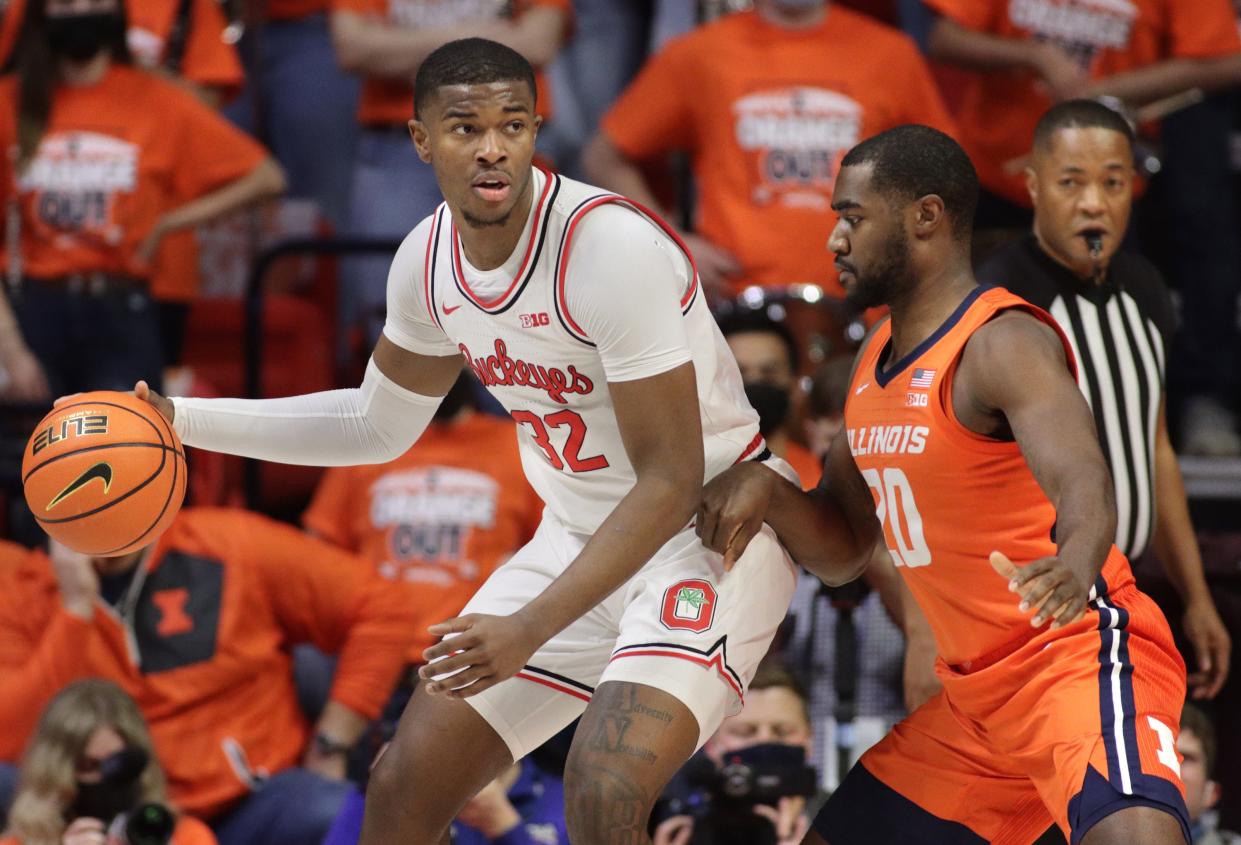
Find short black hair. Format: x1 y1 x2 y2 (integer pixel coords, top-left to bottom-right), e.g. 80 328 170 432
1032 99 1135 154
839 125 979 238
413 38 537 119
715 308 800 375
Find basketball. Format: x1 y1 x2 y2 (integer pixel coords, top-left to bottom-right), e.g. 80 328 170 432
22 391 187 557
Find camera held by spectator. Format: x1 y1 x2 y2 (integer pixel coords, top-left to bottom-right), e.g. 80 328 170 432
653 660 819 845
1 679 215 845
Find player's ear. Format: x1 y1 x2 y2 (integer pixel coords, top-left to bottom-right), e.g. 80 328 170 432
1024 166 1039 206
409 119 432 164
913 195 945 238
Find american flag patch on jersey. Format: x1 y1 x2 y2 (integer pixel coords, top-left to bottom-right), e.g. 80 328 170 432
910 368 936 388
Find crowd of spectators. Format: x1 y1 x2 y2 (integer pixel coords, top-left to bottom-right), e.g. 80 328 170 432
2 0 1241 842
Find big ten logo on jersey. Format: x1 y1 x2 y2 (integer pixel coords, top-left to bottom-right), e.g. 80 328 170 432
734 87 861 210
32 413 109 455
19 132 136 240
368 466 499 586
519 312 550 329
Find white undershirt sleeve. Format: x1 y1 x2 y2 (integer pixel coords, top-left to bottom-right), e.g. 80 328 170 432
171 358 441 466
169 219 458 466
563 205 694 382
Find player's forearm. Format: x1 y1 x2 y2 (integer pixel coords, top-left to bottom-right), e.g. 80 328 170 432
1089 55 1241 106
927 17 1043 71
1050 468 1116 589
171 360 440 466
517 473 700 642
765 481 874 587
581 133 670 215
1153 437 1213 605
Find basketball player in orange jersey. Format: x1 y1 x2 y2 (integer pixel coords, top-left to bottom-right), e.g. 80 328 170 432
697 125 1191 845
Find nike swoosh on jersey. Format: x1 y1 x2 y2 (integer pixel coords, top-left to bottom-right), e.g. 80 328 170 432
443 303 462 315
855 382 870 395
46 462 113 511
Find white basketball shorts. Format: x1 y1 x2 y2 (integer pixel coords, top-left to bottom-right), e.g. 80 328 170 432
442 511 798 759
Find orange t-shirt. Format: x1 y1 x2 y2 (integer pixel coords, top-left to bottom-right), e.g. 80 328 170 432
783 440 823 490
926 0 1241 205
331 0 571 127
601 8 958 299
304 413 543 661
0 816 216 845
126 0 244 90
0 65 267 282
845 287 1133 667
0 509 416 818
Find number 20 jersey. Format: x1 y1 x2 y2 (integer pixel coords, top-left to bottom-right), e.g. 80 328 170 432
845 286 1133 669
401 170 765 537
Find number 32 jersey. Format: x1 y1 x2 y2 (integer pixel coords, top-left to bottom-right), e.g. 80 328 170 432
383 169 766 536
845 286 1133 669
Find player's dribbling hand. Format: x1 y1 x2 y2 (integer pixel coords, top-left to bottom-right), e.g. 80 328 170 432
133 380 175 425
696 462 776 571
989 551 1090 630
61 817 115 845
420 613 541 698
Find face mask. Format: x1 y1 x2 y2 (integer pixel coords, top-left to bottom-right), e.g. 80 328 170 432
744 382 791 437
46 12 121 62
70 747 148 823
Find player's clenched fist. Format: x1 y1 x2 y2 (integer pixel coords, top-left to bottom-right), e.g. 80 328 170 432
990 551 1090 629
420 613 543 698
696 462 777 570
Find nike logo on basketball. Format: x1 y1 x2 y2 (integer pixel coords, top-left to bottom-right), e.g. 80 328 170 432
46 462 113 511
855 382 870 395
443 303 462 315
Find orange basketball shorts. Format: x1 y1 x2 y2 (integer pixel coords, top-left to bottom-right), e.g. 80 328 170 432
813 582 1189 844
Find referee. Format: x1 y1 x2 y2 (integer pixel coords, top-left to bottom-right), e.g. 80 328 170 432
981 100 1231 700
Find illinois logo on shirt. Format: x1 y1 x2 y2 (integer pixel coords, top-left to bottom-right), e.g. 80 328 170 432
660 579 717 633
19 131 137 246
733 87 861 210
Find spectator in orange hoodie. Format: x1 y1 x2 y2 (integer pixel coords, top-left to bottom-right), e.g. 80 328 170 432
1 679 217 845
0 508 417 845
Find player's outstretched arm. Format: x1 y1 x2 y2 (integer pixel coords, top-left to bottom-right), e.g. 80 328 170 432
421 362 707 698
697 430 881 587
140 334 463 466
959 311 1116 628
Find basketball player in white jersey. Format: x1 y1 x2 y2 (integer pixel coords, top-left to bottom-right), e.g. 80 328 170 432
137 38 802 844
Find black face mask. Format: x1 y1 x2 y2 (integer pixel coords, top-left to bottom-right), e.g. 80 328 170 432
46 12 122 63
743 382 791 437
71 747 148 823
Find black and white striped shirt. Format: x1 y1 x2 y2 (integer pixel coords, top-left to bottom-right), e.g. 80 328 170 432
982 237 1175 560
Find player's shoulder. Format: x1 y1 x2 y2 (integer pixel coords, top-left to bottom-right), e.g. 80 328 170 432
965 307 1063 373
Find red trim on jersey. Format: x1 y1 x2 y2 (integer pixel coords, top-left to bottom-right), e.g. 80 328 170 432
450 169 554 311
424 207 442 329
555 197 703 341
732 432 765 464
609 649 744 700
515 670 592 702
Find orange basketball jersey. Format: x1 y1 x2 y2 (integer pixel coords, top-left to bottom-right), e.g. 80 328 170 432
845 286 1133 669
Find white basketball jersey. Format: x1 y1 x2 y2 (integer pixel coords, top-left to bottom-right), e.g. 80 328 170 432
412 170 763 535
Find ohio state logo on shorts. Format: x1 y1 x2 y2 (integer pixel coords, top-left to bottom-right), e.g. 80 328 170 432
660 579 717 633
